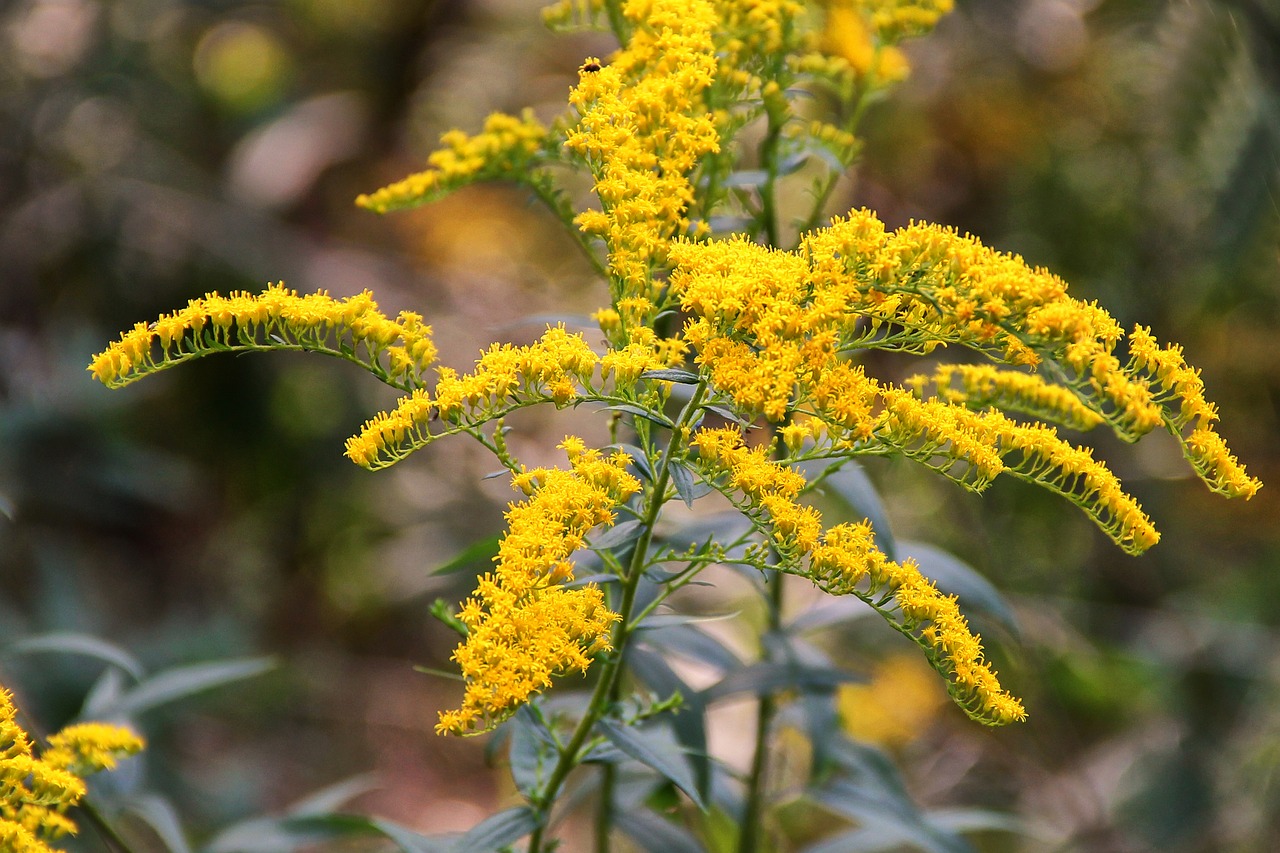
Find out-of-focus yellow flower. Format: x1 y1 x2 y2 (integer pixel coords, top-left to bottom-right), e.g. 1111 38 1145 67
838 654 946 747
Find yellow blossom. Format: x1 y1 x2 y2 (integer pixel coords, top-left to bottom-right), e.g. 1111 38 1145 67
356 111 547 213
438 439 641 734
1 688 143 852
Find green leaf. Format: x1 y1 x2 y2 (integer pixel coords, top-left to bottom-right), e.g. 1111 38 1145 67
286 774 381 816
669 461 711 508
508 707 557 799
589 520 645 551
640 369 701 384
605 403 675 428
616 809 707 853
798 459 896 561
701 661 863 703
84 657 276 720
431 535 501 576
636 622 742 672
627 647 710 803
5 632 146 680
698 404 750 426
897 541 1020 639
204 814 452 853
597 719 707 811
454 806 539 853
127 794 192 853
925 808 1023 836
807 740 974 853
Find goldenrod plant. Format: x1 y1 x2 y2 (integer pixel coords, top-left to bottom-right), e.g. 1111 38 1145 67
86 0 1260 850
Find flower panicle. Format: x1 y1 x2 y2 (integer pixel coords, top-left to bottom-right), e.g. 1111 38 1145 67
88 284 438 392
692 427 1024 726
345 326 600 470
437 439 641 735
356 110 548 214
668 209 1260 536
1 688 144 853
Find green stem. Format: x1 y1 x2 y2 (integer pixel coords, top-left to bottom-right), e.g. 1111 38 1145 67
758 107 783 248
738 568 785 853
526 384 709 853
81 799 141 853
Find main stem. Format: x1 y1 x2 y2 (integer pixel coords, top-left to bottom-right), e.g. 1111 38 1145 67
738 567 785 853
527 384 708 853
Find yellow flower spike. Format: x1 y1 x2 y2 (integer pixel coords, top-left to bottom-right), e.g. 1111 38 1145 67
356 110 548 214
89 285 437 392
438 440 640 734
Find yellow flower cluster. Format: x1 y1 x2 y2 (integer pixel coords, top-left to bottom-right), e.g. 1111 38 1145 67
906 363 1104 432
346 326 598 469
1 689 144 853
355 111 547 213
566 0 721 308
692 427 1024 725
89 284 437 391
668 209 1259 538
692 427 822 558
811 520 1025 725
437 438 642 734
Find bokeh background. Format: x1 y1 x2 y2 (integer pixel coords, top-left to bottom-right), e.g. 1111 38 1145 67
0 0 1277 850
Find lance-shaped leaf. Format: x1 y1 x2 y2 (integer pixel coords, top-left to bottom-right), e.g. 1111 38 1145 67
597 719 707 811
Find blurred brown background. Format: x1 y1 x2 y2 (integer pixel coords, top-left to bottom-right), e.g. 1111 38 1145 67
0 0 1277 850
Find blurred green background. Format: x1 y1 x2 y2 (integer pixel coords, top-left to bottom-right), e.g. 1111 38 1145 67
0 0 1276 850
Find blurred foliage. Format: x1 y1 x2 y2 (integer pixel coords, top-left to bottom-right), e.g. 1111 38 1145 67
0 0 1277 850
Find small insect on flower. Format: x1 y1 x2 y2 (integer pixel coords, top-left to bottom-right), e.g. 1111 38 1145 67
581 60 601 72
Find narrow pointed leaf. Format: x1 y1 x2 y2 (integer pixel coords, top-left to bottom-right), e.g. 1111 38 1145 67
127 795 192 853
589 520 645 551
616 809 707 853
701 661 862 702
431 535 501 576
597 719 706 811
6 633 146 680
604 403 674 428
640 369 701 384
454 806 538 853
85 657 276 720
669 461 711 508
286 774 381 816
